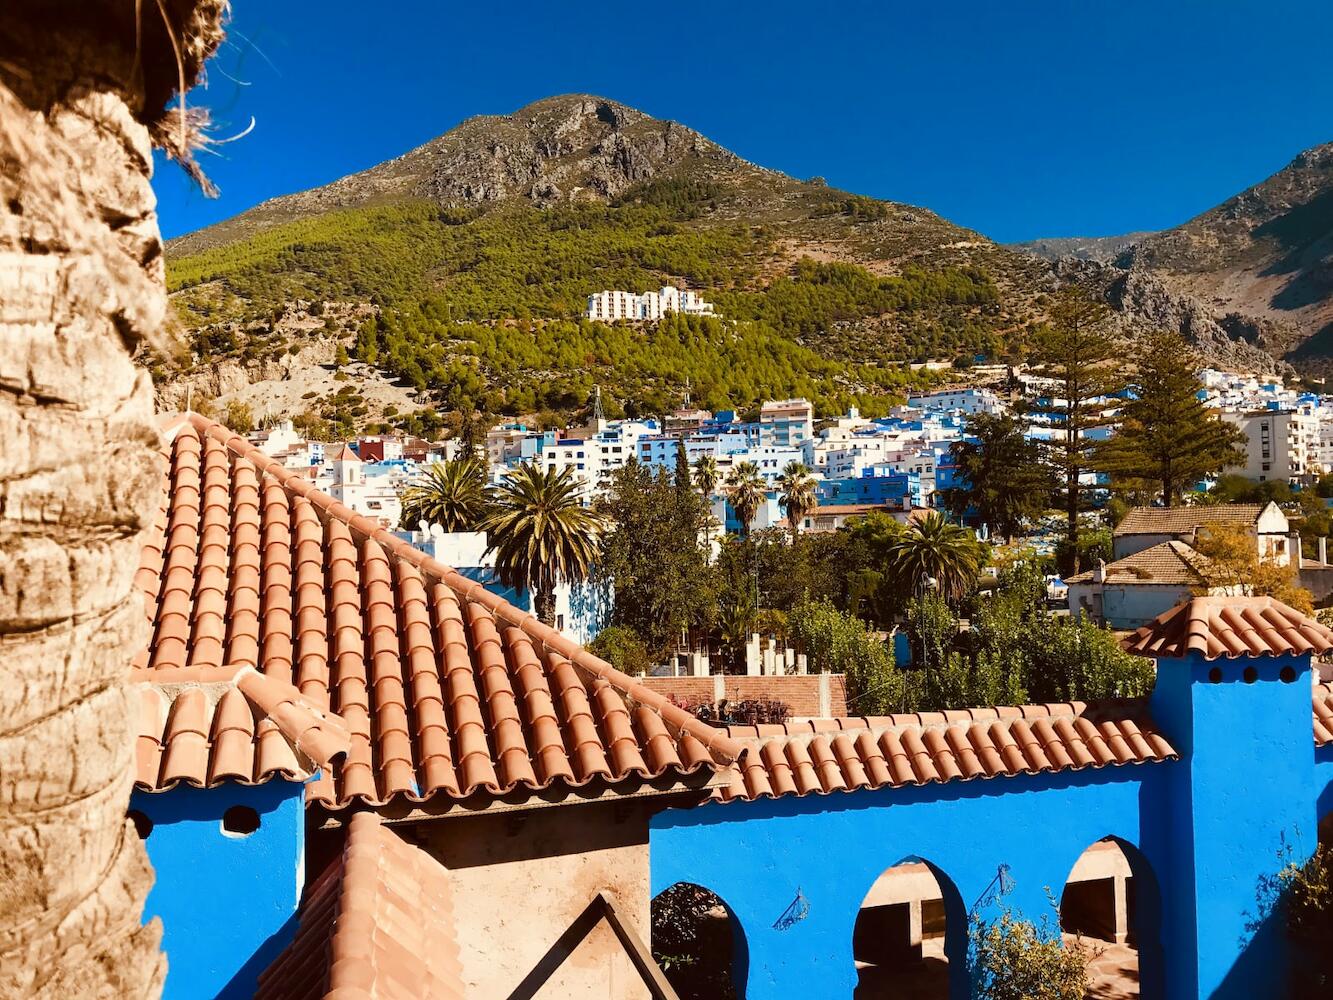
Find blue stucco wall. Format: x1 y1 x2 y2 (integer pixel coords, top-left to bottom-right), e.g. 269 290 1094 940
651 648 1328 1000
652 768 1163 1000
131 780 306 1000
1149 651 1315 999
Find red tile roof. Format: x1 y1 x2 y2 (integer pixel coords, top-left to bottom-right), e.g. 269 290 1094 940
1113 503 1269 536
1065 540 1211 587
1314 683 1333 746
135 414 741 814
712 701 1177 803
255 812 465 1000
1123 596 1333 660
134 665 349 792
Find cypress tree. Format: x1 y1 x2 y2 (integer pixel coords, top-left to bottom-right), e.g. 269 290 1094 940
1097 332 1246 506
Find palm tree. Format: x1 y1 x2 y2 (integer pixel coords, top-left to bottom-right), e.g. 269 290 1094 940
776 460 818 543
887 511 983 602
1 6 226 993
726 461 767 539
693 454 721 560
693 454 720 497
399 453 489 532
480 463 609 626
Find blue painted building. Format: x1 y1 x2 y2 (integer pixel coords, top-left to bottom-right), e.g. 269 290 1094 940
129 666 348 1000
818 471 921 510
648 597 1333 1000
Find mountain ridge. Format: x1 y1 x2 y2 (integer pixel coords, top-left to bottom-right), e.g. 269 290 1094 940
162 96 1329 433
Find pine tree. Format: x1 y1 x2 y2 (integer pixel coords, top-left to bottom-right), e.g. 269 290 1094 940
1028 288 1126 570
942 412 1056 542
1097 332 1246 506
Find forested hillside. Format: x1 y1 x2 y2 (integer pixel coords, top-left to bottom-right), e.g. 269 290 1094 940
162 95 1048 429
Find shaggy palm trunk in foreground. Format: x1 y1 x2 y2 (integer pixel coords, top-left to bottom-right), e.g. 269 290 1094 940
0 4 224 996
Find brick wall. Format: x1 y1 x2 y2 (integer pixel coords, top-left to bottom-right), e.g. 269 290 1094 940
641 674 848 719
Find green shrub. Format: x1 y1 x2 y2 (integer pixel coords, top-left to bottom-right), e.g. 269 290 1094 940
588 626 652 676
970 901 1091 1000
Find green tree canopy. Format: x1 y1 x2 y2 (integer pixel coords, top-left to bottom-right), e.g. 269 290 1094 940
397 452 489 532
942 411 1055 541
887 511 985 602
480 462 607 625
596 459 716 658
1028 288 1126 567
1097 331 1246 506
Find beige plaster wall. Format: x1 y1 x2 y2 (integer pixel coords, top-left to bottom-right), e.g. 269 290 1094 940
417 801 656 1000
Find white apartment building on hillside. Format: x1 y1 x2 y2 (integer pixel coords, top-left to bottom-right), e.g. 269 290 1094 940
585 285 716 321
1222 409 1323 483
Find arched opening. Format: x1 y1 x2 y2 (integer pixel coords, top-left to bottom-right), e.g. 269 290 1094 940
853 857 965 999
1059 837 1165 999
651 882 747 1000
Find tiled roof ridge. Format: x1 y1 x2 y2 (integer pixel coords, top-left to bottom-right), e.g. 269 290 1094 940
1115 503 1266 535
1313 681 1333 747
1124 595 1333 661
718 697 1154 740
133 663 351 792
712 698 1176 804
179 413 745 768
1065 540 1212 585
255 812 466 999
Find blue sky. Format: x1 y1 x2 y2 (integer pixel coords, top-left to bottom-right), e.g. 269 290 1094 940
155 1 1333 244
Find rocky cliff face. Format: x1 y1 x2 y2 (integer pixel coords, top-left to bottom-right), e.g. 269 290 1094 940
170 95 761 255
1056 259 1292 375
1120 142 1333 370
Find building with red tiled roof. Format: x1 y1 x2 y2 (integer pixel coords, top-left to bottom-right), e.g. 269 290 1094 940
128 662 351 999
129 413 1333 1000
132 413 741 999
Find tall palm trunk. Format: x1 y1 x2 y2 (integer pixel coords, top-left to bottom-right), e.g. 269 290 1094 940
0 6 223 995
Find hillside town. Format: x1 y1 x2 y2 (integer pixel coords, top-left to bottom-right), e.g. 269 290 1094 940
8 6 1333 1000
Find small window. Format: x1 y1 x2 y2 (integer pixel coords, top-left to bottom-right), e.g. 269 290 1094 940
222 805 261 837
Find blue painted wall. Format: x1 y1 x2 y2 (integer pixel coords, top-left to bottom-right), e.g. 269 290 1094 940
651 648 1331 1000
1148 652 1315 999
132 780 306 1000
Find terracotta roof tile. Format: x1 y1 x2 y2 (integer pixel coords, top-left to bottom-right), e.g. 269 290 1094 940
136 415 740 813
1114 503 1267 536
133 665 350 792
1123 596 1333 660
255 812 465 1000
1065 540 1211 586
1314 683 1333 746
712 700 1177 803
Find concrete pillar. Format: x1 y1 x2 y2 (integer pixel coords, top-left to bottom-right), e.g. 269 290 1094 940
745 635 761 676
713 675 725 704
818 672 832 717
1291 531 1304 569
796 652 808 675
761 645 775 676
1113 873 1129 946
1320 535 1327 565
908 898 923 953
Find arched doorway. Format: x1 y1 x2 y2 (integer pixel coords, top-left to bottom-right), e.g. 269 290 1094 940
853 857 965 999
1059 837 1164 999
651 881 747 1000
